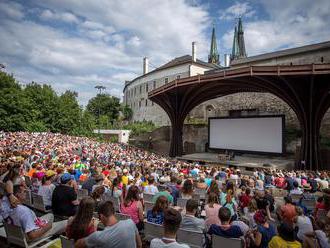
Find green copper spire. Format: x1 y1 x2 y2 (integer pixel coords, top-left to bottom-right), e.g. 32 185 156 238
208 25 220 65
231 17 247 60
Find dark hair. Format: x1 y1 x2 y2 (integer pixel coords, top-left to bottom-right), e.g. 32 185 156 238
277 223 296 242
4 165 20 183
148 177 155 184
208 180 220 195
207 192 219 207
284 196 292 204
111 177 120 197
152 195 168 215
246 188 251 195
293 181 298 188
13 184 23 196
91 186 105 200
98 200 115 217
124 185 140 207
164 208 182 234
182 179 193 195
186 199 198 212
218 207 231 222
68 197 95 241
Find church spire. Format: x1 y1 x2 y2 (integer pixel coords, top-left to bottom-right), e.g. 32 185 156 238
208 24 220 65
231 17 247 60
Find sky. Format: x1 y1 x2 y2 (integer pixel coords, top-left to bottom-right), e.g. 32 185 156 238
0 0 329 106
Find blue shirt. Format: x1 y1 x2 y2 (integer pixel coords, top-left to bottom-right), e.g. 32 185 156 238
147 210 164 225
208 224 243 238
257 224 276 248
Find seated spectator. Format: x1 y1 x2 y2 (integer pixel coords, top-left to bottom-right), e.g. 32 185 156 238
245 199 258 228
8 185 67 241
294 206 313 242
52 173 79 217
147 195 168 224
180 179 194 199
166 176 179 205
181 199 205 232
205 192 221 228
82 173 97 194
312 217 330 248
220 189 238 220
207 180 220 196
278 196 297 225
143 177 159 195
150 208 189 248
250 209 276 248
269 223 302 248
239 187 252 211
66 197 97 241
76 201 142 248
208 207 243 238
120 185 144 231
290 181 303 195
37 170 56 210
152 186 173 205
91 174 105 192
196 177 208 190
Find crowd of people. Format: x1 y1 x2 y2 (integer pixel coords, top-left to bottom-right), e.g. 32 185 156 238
0 131 329 247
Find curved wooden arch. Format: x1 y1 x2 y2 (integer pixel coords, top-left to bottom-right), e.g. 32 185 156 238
149 64 330 170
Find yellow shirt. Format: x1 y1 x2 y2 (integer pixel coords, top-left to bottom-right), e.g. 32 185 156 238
269 236 302 248
121 175 128 186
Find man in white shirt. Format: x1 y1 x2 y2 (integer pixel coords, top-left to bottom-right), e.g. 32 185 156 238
8 185 67 241
150 208 190 248
144 177 159 195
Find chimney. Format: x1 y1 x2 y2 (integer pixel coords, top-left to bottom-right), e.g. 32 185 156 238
143 57 149 75
224 54 230 67
192 42 197 62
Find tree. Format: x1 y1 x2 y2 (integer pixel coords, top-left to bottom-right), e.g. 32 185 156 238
86 94 121 126
121 104 133 121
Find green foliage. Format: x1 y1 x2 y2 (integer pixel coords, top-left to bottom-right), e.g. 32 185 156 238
123 121 157 136
86 94 121 126
121 104 133 121
0 71 95 136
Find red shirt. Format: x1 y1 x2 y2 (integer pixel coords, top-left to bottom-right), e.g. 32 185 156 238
239 194 252 209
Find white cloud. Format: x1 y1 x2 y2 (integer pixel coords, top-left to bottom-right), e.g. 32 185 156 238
0 1 24 20
40 9 79 24
221 0 330 56
220 2 255 20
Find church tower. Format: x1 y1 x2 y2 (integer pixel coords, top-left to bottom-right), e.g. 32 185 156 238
231 17 247 60
208 25 220 65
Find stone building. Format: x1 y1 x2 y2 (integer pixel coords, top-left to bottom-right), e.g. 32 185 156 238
123 41 219 126
124 18 330 141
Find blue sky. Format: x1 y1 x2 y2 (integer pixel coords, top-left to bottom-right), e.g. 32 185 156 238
0 0 329 106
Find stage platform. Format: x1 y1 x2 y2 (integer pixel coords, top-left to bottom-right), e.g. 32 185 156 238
176 152 294 173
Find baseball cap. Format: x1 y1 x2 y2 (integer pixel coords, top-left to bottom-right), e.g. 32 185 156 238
61 173 74 184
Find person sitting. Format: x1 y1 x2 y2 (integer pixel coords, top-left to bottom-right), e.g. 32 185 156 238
75 200 142 248
269 222 302 248
250 209 276 248
150 208 189 248
120 185 144 231
208 207 243 238
66 197 97 241
294 206 313 242
180 179 194 199
152 186 174 205
205 192 221 228
147 195 168 224
166 176 179 205
8 185 67 241
37 170 56 210
143 176 159 195
52 173 79 217
277 196 297 225
290 181 303 195
239 187 252 212
181 199 205 232
207 180 220 196
220 189 238 220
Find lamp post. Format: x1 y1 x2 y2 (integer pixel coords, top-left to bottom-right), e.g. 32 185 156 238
94 85 106 134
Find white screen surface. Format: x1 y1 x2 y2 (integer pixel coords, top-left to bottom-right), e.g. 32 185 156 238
209 116 283 153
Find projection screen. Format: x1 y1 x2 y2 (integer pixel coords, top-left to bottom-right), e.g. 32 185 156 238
208 115 284 154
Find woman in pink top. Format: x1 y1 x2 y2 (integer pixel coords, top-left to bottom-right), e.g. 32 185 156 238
205 192 221 229
120 185 144 230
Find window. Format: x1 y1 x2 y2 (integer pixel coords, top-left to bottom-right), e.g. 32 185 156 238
146 83 149 92
140 85 142 94
134 87 136 96
165 77 168 84
177 75 181 79
145 99 148 106
153 81 156 89
139 101 141 108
